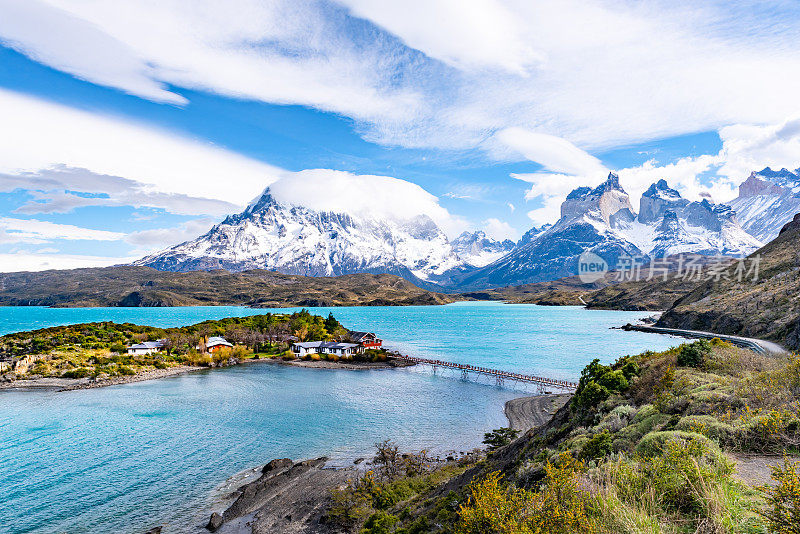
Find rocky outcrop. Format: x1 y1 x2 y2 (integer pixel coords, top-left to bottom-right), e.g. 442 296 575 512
208 457 353 534
638 179 689 224
779 212 800 235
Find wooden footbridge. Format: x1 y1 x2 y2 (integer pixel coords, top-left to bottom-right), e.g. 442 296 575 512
393 355 578 394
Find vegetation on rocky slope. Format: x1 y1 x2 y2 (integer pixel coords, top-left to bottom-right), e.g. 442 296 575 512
0 266 454 307
658 216 800 351
331 340 800 533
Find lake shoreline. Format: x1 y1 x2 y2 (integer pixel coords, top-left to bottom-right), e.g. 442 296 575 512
0 356 416 392
191 391 573 533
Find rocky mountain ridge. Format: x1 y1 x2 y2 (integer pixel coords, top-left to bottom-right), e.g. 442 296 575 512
135 167 796 291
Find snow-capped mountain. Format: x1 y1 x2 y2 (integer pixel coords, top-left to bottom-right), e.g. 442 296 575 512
456 173 761 289
450 231 516 267
727 167 800 242
625 180 761 257
135 189 468 288
517 224 552 247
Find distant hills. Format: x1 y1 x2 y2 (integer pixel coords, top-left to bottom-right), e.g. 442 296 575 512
0 267 454 308
135 168 793 290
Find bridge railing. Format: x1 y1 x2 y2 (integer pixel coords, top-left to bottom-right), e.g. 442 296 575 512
392 354 578 391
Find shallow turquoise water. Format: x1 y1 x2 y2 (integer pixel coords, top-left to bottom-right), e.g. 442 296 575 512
0 303 680 533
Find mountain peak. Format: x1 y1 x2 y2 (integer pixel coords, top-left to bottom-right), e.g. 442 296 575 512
591 171 624 195
643 179 681 200
638 179 688 224
451 230 516 267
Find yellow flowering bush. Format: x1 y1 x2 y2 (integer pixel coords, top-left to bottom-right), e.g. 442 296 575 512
456 453 596 534
763 457 800 534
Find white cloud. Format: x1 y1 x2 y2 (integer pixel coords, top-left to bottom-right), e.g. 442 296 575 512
0 89 282 207
0 0 185 104
495 127 608 176
2 0 420 123
0 217 125 244
268 168 467 237
340 0 542 73
0 252 134 272
3 1 800 154
483 217 517 241
125 218 216 255
2 167 239 217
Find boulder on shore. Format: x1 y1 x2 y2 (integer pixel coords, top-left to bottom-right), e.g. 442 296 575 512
206 512 223 531
262 458 292 474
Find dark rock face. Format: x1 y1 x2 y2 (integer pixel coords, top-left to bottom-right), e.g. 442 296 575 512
786 319 800 351
206 512 223 532
779 213 800 235
262 458 293 474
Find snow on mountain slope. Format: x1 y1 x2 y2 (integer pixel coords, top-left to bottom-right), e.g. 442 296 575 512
135 189 468 287
727 167 800 242
450 231 516 267
456 173 761 290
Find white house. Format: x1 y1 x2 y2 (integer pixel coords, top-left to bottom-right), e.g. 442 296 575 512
199 336 234 353
292 341 364 358
127 340 165 355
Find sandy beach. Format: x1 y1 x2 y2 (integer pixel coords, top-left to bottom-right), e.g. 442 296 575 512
504 393 572 431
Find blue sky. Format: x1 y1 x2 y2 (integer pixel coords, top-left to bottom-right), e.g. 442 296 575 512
1 0 800 271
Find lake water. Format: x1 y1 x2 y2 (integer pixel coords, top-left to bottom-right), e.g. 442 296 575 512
0 303 680 533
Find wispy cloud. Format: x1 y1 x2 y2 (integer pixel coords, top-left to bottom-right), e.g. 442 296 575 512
0 252 133 272
0 89 283 207
0 217 125 244
2 1 800 154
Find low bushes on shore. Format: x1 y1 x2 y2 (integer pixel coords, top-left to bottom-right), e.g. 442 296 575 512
333 340 800 533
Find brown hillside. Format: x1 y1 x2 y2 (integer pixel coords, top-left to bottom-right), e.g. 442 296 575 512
658 213 800 350
0 266 454 308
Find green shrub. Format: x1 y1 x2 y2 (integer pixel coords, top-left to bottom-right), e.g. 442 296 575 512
596 369 629 392
482 428 520 451
580 430 613 461
118 365 136 376
675 415 734 442
635 430 718 458
361 511 398 534
153 361 167 369
677 340 711 368
763 457 800 534
62 367 90 379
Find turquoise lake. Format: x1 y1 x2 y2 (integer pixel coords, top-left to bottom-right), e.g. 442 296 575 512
0 303 681 533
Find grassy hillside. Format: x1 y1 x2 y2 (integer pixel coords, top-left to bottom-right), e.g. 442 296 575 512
658 215 800 351
328 340 800 533
0 266 454 308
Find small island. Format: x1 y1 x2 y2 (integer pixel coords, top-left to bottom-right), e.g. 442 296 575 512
0 310 408 390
